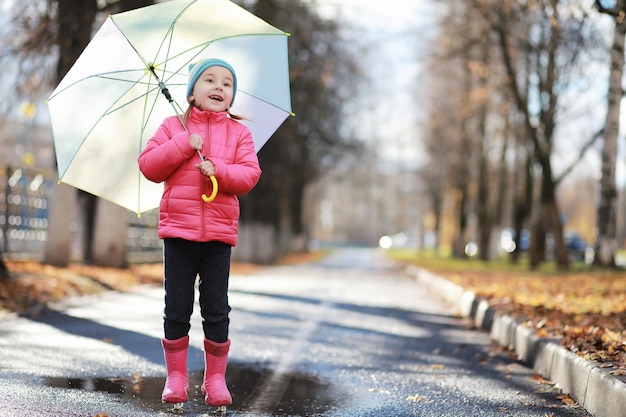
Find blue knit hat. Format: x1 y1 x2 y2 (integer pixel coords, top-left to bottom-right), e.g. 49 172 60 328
187 58 237 107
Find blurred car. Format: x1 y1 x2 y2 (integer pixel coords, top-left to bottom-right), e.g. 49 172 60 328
501 228 591 263
563 229 591 262
545 229 593 263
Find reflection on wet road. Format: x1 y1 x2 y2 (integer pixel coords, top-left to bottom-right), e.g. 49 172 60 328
45 363 339 416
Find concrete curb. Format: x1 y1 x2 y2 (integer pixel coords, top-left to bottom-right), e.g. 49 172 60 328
409 266 626 417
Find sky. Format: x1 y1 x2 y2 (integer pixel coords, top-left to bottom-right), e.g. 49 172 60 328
310 0 438 168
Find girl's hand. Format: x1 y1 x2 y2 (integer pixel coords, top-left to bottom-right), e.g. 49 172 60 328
194 159 215 177
189 133 203 150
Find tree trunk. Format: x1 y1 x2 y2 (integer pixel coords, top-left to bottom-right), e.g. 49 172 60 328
529 171 544 269
43 183 78 266
453 191 469 258
492 0 568 269
432 192 443 255
44 0 98 266
77 191 97 263
539 151 569 269
453 46 473 259
92 200 129 268
0 245 8 279
594 2 625 267
476 46 491 261
511 144 532 263
0 166 9 279
494 104 511 227
476 124 491 261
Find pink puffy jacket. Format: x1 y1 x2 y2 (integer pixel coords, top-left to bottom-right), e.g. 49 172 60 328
138 107 261 246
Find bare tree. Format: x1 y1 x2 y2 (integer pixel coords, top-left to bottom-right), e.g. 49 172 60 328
423 0 607 269
4 0 154 267
422 1 512 260
593 0 625 267
47 0 153 267
420 2 476 258
241 0 362 258
467 0 603 269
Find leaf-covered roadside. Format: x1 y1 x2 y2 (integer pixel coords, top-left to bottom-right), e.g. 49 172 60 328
0 260 261 318
0 251 326 317
0 261 163 317
415 263 626 381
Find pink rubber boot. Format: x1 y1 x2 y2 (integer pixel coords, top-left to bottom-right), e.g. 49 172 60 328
201 338 232 407
161 335 190 403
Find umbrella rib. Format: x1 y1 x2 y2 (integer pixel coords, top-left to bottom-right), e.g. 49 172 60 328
157 0 197 88
56 73 166 179
108 7 197 133
48 69 151 101
107 1 200 95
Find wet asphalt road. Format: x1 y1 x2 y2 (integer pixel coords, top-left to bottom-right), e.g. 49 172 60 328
0 248 592 417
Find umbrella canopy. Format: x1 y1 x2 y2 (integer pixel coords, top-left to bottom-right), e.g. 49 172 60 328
47 0 291 214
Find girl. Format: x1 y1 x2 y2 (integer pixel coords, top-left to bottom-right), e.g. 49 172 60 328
138 58 261 411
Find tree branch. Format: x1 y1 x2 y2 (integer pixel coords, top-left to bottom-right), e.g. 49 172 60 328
554 128 603 185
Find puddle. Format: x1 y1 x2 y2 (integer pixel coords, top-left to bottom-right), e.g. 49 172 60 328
46 362 340 416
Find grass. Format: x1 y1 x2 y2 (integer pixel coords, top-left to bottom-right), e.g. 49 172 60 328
388 249 625 314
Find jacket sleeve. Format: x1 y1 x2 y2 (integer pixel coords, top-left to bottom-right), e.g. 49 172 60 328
212 127 261 195
138 119 196 183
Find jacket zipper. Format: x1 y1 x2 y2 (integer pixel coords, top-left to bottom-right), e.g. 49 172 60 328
200 113 211 241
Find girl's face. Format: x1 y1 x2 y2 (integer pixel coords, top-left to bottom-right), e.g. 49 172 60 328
191 66 234 113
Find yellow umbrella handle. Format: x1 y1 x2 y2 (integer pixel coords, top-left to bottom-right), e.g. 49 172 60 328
202 175 218 202
196 150 217 203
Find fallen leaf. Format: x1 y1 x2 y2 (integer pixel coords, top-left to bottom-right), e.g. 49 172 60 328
407 394 428 402
531 374 554 385
556 394 575 405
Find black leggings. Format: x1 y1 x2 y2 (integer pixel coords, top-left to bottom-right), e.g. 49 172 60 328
163 238 231 342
